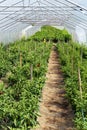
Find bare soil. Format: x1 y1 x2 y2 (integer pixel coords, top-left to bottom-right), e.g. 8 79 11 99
34 45 75 130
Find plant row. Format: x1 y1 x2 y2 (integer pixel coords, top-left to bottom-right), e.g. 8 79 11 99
0 40 52 130
57 42 87 130
30 25 71 43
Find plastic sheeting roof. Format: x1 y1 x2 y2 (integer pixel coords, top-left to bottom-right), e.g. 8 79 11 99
0 0 87 32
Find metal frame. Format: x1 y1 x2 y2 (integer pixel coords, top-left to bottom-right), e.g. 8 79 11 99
0 0 87 31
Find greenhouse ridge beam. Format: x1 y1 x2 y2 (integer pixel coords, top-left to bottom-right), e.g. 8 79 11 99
0 6 76 8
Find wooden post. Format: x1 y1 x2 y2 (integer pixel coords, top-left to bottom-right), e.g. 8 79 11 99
30 64 33 80
71 44 74 75
78 67 85 121
62 44 64 54
35 42 36 51
80 46 83 64
20 52 22 67
78 67 82 100
71 56 74 75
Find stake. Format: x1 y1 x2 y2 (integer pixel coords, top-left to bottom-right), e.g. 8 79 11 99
78 67 82 99
80 45 83 64
78 67 85 121
35 42 36 51
20 52 22 67
30 64 33 80
72 44 74 75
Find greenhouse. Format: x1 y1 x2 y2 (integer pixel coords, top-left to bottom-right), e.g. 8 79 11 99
0 0 87 130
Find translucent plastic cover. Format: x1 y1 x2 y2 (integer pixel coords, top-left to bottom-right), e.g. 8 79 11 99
0 0 87 43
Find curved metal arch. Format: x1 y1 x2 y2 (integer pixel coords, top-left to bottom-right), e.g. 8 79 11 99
0 0 87 31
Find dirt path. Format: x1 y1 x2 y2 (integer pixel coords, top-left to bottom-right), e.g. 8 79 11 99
34 45 75 130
